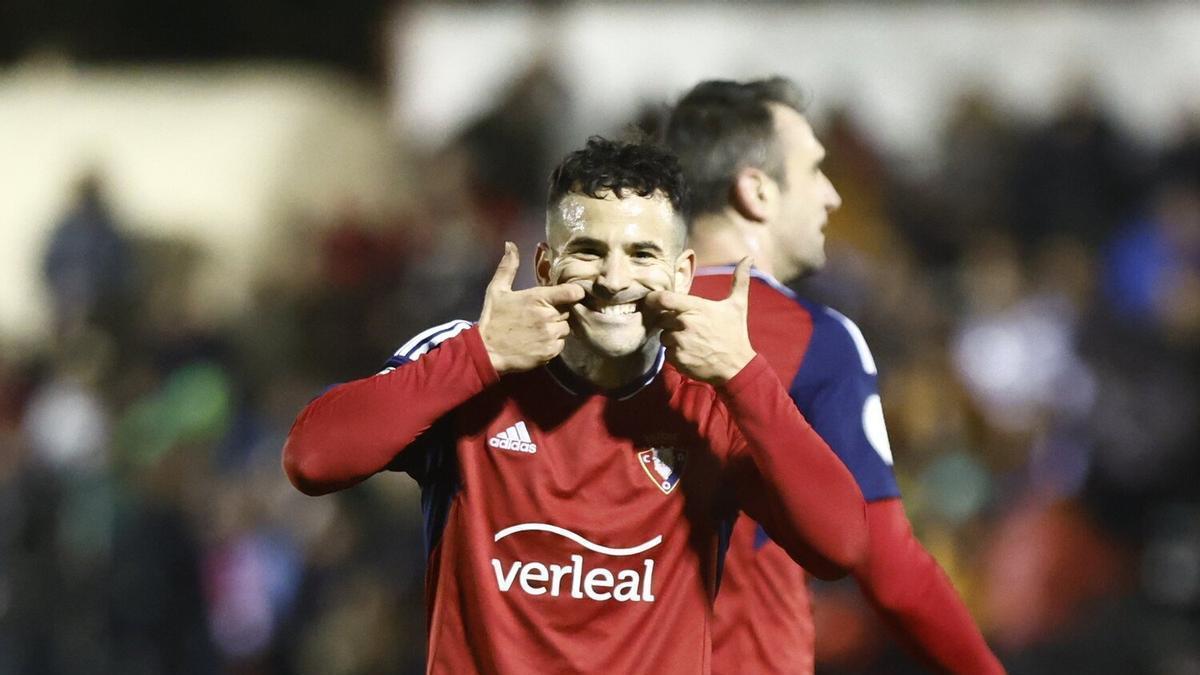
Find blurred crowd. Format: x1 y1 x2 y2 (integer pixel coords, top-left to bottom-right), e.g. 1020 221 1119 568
1 68 1198 675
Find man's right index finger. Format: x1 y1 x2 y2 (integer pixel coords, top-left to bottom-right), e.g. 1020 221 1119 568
535 282 586 306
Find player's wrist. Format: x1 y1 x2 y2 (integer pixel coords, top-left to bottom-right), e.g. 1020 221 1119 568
483 341 513 375
710 348 757 386
477 323 507 374
713 352 769 395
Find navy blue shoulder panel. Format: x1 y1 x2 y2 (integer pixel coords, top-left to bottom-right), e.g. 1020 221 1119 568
382 408 459 557
379 324 470 556
409 417 460 557
788 299 900 501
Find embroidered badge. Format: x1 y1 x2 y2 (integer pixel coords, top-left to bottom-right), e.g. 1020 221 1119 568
638 447 688 494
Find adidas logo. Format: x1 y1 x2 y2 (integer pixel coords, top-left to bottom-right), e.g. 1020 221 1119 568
488 421 538 454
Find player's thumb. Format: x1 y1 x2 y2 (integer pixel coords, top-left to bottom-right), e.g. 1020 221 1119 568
728 256 753 304
488 242 520 292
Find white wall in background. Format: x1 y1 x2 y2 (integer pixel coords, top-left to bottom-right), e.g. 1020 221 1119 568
0 64 403 343
392 3 1200 159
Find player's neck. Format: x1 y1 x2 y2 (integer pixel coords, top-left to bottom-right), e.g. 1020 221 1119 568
559 336 662 391
690 217 777 277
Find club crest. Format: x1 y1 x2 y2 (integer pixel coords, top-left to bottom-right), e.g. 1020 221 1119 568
638 447 688 494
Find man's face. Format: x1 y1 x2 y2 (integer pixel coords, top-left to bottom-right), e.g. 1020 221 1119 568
767 104 842 280
538 190 694 358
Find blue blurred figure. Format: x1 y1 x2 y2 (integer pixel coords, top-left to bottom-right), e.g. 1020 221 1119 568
43 171 134 336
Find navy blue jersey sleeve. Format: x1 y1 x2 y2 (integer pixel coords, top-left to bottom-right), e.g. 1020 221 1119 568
789 303 900 501
380 320 472 554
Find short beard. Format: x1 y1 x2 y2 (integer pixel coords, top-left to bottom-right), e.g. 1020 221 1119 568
559 329 663 389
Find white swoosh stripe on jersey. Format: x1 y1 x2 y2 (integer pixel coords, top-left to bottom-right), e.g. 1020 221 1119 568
493 523 662 557
395 320 473 359
402 320 473 359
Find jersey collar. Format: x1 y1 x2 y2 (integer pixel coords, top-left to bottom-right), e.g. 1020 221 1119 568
694 264 798 300
544 346 666 401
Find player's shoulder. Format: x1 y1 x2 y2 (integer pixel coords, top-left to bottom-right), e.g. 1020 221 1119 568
381 319 474 372
695 266 796 300
794 299 878 377
695 266 814 318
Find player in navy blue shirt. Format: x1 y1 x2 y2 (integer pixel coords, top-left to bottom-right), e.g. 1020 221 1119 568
669 78 1004 674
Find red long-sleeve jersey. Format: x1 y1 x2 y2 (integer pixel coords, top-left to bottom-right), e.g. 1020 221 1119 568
692 267 1003 674
283 324 867 674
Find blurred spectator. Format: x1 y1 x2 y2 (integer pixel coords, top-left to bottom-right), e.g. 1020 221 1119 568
42 171 135 339
458 60 570 214
1104 176 1200 345
1010 82 1144 248
938 89 1022 251
982 497 1139 675
951 231 1097 439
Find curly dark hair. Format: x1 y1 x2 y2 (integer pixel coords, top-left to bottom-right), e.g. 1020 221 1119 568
663 77 807 219
547 136 690 217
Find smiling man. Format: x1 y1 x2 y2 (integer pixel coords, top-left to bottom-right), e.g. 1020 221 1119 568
536 185 687 384
282 137 867 674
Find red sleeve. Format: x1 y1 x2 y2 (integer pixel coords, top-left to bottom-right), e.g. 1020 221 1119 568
856 498 1005 674
282 326 498 496
717 355 868 580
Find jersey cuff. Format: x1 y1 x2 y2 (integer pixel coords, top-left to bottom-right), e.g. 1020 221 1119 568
462 325 501 387
716 353 773 399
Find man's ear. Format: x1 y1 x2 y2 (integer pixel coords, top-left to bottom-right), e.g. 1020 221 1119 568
534 242 554 286
674 248 696 294
731 167 774 223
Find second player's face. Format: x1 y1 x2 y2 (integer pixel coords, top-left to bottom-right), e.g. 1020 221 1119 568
769 105 842 280
539 191 694 358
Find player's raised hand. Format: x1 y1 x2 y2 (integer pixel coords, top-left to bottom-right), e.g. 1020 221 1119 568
644 257 756 385
479 242 586 375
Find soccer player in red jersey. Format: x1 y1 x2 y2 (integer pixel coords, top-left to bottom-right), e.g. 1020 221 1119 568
283 137 868 674
665 78 1004 674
